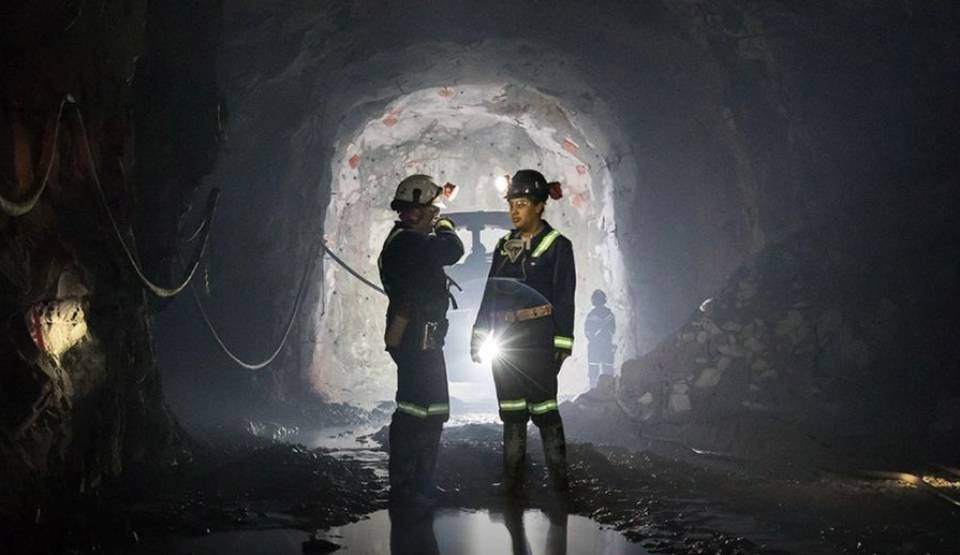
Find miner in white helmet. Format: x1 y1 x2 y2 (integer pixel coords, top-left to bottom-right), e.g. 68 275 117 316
378 174 463 507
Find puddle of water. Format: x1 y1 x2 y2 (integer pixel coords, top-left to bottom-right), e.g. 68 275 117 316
293 424 386 450
324 508 651 555
166 509 650 554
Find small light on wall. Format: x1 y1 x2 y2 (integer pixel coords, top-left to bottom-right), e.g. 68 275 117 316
26 298 88 366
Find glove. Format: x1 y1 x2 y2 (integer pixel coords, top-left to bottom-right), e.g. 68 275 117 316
434 217 456 233
555 350 570 366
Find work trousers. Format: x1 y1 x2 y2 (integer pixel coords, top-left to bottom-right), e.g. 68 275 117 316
388 349 449 496
588 362 614 389
491 318 562 427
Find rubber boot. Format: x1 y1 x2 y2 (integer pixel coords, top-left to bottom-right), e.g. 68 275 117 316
540 421 569 492
502 421 527 495
389 414 418 505
414 422 443 504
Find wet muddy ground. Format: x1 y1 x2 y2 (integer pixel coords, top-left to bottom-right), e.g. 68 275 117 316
9 418 960 554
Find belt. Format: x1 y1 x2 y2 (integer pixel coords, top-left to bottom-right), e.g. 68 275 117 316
494 303 553 323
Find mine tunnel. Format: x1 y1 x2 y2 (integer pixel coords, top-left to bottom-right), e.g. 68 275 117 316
2 1 959 554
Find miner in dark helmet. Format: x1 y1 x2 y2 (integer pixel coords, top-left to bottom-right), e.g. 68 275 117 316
378 174 463 506
471 169 576 495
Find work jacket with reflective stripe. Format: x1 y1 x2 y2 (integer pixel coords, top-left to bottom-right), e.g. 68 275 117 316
379 221 464 348
473 221 576 352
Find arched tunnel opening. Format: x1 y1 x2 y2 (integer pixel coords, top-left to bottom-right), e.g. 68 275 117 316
316 79 631 406
3 2 960 554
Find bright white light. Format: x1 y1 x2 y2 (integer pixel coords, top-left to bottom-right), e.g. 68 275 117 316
478 336 501 364
494 175 509 194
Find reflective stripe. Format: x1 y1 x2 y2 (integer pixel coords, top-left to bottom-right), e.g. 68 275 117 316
528 399 559 414
531 230 561 257
554 336 574 350
435 219 454 231
397 402 427 418
397 401 449 419
498 232 513 255
499 398 528 411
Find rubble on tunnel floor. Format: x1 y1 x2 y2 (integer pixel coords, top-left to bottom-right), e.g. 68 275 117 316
10 412 960 554
121 423 774 554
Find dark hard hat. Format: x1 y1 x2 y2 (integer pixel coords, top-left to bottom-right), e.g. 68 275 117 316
506 169 550 202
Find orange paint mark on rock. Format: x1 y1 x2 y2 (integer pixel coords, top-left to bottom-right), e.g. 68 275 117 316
438 86 454 98
575 164 587 175
571 192 586 209
348 154 361 169
383 112 399 127
562 138 579 154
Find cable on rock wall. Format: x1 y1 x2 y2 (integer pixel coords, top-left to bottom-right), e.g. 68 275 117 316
74 103 220 298
191 240 321 370
320 242 386 296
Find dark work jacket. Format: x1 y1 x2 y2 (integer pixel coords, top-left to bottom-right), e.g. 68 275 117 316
473 221 576 353
378 222 464 351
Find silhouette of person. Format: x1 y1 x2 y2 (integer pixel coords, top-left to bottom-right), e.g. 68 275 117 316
584 289 615 390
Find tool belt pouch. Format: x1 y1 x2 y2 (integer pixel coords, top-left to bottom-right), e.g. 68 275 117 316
420 318 448 350
384 314 409 349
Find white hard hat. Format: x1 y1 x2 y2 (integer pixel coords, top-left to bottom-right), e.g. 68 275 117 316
391 174 445 209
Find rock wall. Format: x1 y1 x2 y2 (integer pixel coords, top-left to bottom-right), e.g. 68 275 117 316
610 0 960 462
0 1 223 521
619 185 960 461
156 0 958 453
168 0 759 401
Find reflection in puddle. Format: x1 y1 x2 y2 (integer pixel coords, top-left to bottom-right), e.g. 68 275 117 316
327 508 652 555
169 509 650 555
293 424 386 450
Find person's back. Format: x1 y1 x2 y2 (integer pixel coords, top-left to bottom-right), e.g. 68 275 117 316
380 224 462 349
378 175 463 506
